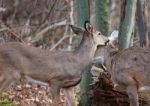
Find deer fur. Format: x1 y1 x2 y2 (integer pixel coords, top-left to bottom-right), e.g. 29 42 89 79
0 21 109 106
93 31 150 106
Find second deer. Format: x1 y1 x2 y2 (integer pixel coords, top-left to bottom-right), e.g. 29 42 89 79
93 31 150 106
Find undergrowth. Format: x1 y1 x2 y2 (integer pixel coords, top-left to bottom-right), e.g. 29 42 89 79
0 93 16 106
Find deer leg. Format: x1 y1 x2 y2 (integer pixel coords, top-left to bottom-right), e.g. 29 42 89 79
25 76 49 86
0 68 21 92
0 74 14 92
126 86 139 106
63 87 77 106
50 82 61 106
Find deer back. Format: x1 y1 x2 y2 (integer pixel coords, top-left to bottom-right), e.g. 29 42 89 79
109 46 150 89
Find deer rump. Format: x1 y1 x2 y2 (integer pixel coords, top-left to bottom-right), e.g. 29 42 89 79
108 46 150 93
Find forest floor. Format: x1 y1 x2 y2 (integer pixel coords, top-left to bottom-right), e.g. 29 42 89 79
1 83 52 106
1 81 79 106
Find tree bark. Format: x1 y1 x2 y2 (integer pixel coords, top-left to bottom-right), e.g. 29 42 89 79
137 0 148 47
76 0 91 106
95 0 109 35
119 0 137 50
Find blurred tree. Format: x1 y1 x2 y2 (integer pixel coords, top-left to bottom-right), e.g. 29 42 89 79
137 0 149 47
76 0 91 106
119 0 137 50
95 0 109 35
137 0 146 46
94 0 109 105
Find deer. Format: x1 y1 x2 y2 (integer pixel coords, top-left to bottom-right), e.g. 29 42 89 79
0 21 109 106
93 30 150 106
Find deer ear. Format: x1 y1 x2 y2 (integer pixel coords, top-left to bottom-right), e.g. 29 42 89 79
108 30 119 43
84 20 93 33
70 25 83 35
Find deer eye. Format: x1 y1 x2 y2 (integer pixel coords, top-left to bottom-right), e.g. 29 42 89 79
98 32 101 35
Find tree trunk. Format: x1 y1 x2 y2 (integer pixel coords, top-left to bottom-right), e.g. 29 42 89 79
76 0 91 106
119 0 137 50
95 0 109 35
137 0 148 47
94 0 109 105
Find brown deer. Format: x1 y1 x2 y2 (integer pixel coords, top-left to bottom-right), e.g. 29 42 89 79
0 21 109 106
93 31 150 106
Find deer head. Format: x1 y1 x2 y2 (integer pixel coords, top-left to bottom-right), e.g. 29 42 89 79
70 20 109 47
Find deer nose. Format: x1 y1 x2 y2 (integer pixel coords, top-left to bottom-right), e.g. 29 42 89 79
105 39 109 45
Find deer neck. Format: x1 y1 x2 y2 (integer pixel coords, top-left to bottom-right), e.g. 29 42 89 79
104 46 112 62
96 46 109 61
74 36 97 67
99 45 118 71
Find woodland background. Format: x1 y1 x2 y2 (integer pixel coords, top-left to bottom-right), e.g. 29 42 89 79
0 0 150 106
